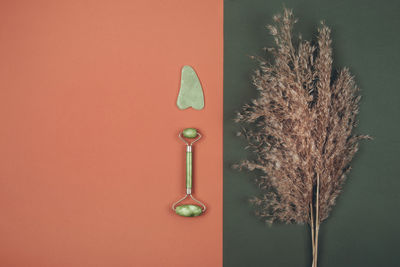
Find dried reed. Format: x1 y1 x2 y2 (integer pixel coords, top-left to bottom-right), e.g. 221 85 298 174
235 8 370 267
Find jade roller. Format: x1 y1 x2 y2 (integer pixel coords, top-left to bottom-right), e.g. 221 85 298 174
172 128 206 217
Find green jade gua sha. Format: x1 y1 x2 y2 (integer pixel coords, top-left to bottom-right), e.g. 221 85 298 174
172 128 206 217
176 66 204 110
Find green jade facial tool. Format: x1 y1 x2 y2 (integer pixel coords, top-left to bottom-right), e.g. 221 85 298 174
172 128 206 217
176 66 204 110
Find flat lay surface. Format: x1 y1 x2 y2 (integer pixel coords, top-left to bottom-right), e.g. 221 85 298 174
0 0 399 266
224 0 400 266
0 1 223 266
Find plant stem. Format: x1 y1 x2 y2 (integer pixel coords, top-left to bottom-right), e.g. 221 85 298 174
314 174 320 267
310 203 315 267
315 225 320 267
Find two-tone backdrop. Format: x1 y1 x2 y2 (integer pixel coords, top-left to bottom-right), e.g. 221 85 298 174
1 0 399 266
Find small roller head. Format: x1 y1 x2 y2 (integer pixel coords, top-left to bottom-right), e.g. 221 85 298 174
182 128 198 138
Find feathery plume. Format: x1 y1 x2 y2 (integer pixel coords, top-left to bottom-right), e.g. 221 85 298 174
235 8 370 267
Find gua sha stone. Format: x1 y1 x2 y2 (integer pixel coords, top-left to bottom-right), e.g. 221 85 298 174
176 65 204 110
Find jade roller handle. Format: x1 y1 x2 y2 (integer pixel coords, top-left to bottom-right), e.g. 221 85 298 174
181 128 199 195
186 145 192 194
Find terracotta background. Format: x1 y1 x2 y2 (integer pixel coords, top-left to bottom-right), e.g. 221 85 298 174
0 1 223 266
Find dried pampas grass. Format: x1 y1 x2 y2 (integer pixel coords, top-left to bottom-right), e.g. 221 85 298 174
235 8 370 267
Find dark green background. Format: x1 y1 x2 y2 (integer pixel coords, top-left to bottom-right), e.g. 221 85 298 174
223 0 400 266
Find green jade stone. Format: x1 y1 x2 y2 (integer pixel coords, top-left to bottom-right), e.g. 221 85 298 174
182 128 197 138
176 65 205 110
175 204 203 217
